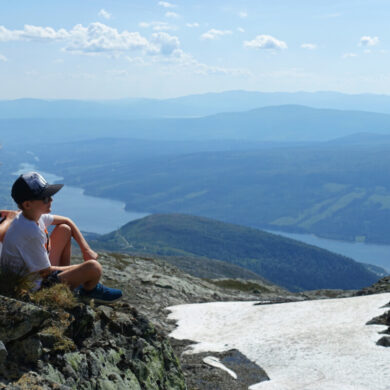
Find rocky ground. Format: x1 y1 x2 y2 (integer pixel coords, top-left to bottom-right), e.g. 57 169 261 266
95 253 390 390
1 252 389 390
96 253 297 332
0 289 186 389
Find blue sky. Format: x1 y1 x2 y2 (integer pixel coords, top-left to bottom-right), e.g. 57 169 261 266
0 0 389 99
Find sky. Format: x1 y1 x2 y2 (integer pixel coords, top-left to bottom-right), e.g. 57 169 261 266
0 0 389 99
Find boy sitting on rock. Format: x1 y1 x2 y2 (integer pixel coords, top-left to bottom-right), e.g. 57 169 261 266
0 172 122 303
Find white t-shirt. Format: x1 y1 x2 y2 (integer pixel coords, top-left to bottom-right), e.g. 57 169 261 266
0 213 54 274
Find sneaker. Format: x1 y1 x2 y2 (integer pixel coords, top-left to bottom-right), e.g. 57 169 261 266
78 283 122 304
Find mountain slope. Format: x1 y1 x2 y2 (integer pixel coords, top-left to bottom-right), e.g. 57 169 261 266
91 214 379 291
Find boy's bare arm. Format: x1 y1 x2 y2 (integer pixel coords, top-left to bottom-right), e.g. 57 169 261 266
51 215 98 261
38 265 72 279
38 266 52 278
0 210 19 242
38 264 74 276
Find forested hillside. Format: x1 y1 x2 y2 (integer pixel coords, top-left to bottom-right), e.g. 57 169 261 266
32 139 390 244
91 214 379 291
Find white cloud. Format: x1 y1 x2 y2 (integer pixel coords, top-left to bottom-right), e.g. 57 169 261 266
150 32 180 55
244 35 287 50
64 23 150 54
239 11 248 18
158 1 175 8
186 22 199 28
359 36 379 47
165 11 180 19
0 24 70 41
201 29 232 40
342 52 357 59
237 27 245 33
0 23 183 56
139 21 176 31
0 22 249 76
301 43 317 50
137 46 250 77
0 54 7 62
98 9 111 20
0 26 17 41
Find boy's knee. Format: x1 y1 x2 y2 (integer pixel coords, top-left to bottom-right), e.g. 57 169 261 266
84 260 102 277
59 223 71 233
55 224 72 237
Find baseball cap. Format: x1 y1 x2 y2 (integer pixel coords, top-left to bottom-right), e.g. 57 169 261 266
11 172 64 204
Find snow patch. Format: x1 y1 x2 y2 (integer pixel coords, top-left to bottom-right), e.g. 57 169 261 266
168 294 390 390
203 356 237 379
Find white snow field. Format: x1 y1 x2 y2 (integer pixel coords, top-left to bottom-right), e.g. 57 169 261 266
168 294 390 390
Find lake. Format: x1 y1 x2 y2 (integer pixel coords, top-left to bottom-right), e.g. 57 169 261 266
268 229 390 273
14 164 390 271
15 164 148 234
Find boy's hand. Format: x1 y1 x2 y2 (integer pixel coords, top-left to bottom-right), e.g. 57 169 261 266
82 247 99 261
0 210 19 221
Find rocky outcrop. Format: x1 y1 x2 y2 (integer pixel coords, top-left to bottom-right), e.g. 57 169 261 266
366 304 390 347
0 293 186 389
359 276 390 347
355 276 390 296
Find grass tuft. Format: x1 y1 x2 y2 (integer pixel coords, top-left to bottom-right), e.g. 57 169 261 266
43 326 76 352
31 283 77 309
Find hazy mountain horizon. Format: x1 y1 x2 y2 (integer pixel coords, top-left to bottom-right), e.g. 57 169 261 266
3 90 390 119
3 104 390 146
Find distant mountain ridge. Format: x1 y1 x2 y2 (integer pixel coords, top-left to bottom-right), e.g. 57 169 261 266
2 90 390 119
3 105 390 146
91 213 379 292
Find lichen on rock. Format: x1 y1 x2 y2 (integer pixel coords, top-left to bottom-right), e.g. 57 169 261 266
0 292 186 389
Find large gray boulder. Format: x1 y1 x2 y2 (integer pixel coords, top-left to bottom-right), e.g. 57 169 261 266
0 294 186 390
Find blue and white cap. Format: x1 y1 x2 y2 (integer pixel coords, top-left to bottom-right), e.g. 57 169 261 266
11 172 63 204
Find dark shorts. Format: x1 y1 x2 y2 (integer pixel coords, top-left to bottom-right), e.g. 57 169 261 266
40 270 62 289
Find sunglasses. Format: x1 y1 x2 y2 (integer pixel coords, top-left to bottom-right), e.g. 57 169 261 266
39 197 52 204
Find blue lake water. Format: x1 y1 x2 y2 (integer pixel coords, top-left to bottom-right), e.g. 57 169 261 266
268 229 390 273
14 164 390 272
15 164 148 234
